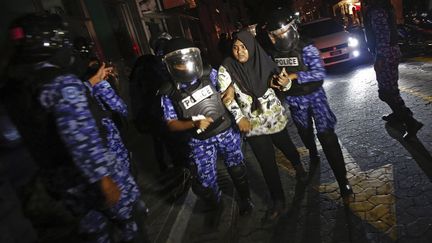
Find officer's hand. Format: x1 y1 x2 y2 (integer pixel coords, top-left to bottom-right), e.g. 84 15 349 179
277 68 290 87
270 76 282 90
100 176 121 207
89 62 114 86
193 117 214 131
237 117 251 133
221 85 235 105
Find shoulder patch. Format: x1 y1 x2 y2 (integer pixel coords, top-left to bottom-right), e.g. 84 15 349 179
61 86 80 103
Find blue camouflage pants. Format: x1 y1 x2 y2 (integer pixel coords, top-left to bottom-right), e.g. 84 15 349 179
68 165 141 243
102 118 131 170
285 87 337 133
188 127 244 200
374 47 412 117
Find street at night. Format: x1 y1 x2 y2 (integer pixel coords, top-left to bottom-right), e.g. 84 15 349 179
134 58 432 243
1 56 432 243
1 0 432 243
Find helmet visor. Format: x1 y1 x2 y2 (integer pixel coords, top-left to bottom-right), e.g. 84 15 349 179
164 47 203 83
268 21 299 52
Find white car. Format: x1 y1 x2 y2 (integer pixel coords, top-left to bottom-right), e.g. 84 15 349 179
300 18 363 66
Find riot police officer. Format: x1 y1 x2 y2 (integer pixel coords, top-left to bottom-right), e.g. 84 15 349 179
266 7 354 200
2 13 146 242
363 0 423 139
159 38 253 215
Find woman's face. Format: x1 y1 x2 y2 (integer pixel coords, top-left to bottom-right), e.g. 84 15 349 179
232 40 249 63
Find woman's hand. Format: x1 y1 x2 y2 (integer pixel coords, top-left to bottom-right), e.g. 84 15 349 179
221 85 235 105
237 117 251 133
89 62 114 86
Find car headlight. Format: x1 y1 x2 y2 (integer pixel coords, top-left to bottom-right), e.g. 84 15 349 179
348 37 359 47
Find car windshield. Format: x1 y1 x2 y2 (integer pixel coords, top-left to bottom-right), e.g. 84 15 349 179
300 19 345 38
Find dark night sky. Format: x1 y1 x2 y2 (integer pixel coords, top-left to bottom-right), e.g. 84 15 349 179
243 0 293 24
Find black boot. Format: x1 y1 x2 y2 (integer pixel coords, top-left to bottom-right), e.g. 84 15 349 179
262 200 285 224
382 99 422 139
191 179 220 209
297 125 320 164
294 163 308 184
317 131 353 200
403 117 423 140
120 200 151 243
228 164 254 215
382 113 401 123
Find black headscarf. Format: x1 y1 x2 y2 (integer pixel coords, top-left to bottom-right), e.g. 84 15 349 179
222 30 278 111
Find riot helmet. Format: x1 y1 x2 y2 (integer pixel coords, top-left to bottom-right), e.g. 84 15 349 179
9 13 72 64
163 38 203 84
150 32 172 56
266 7 300 52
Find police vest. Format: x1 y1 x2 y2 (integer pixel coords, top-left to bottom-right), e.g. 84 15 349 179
272 42 308 74
271 41 323 96
162 75 231 140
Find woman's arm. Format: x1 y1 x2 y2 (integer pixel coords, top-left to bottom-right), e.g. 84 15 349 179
217 65 246 123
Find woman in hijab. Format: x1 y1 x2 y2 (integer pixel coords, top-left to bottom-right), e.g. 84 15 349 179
218 30 306 221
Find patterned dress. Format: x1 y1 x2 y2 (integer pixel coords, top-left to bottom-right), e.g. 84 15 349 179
217 65 288 137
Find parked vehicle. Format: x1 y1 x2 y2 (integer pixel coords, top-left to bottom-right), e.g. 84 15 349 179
300 18 365 66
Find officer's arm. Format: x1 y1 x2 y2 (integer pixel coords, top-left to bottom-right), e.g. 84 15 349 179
297 45 326 84
166 119 195 131
161 95 189 131
217 65 245 123
42 76 114 183
92 80 128 117
161 95 213 131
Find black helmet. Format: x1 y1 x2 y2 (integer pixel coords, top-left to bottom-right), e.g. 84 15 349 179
266 7 300 52
150 32 172 56
9 13 72 64
163 38 203 84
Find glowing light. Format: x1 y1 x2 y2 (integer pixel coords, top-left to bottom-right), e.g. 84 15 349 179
353 50 360 57
348 37 359 47
43 42 50 47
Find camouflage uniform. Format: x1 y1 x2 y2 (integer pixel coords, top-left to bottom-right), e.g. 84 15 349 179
40 71 140 242
161 69 244 202
282 45 337 133
365 4 423 138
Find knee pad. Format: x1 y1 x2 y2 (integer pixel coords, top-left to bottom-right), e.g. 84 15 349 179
191 180 217 203
227 164 247 180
